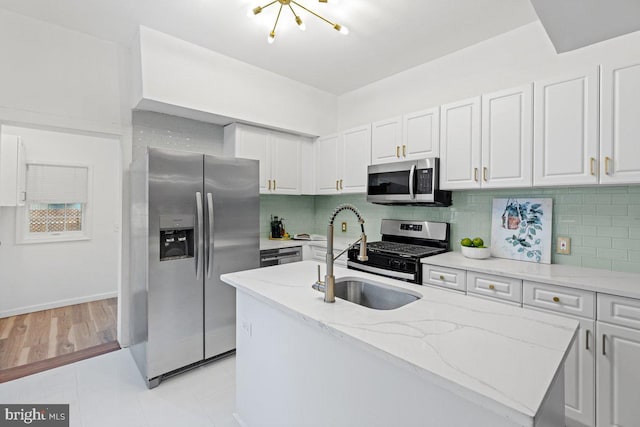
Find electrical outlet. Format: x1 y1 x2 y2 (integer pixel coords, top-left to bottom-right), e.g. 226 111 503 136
341 222 347 232
557 237 571 255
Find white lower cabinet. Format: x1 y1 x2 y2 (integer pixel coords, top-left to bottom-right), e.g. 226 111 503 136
466 272 522 305
596 293 640 427
421 264 466 293
525 306 595 427
309 244 347 267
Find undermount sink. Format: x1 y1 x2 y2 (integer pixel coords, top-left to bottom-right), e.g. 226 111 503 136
333 277 421 310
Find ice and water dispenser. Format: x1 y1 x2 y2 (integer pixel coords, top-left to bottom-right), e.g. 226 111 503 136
159 215 195 261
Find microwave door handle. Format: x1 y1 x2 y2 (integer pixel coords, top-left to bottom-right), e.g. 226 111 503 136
206 192 214 279
409 164 416 199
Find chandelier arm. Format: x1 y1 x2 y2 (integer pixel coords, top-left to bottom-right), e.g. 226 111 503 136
260 0 279 10
290 0 336 27
287 4 298 19
271 3 284 35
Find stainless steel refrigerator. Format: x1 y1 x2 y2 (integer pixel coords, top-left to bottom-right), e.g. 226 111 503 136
130 147 259 388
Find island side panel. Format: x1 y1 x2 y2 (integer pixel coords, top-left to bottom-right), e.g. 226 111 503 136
235 291 533 427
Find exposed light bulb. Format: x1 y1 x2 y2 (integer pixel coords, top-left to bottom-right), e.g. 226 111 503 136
268 31 276 44
295 16 306 31
334 24 349 35
248 5 262 17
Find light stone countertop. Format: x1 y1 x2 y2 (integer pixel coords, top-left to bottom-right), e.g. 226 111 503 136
259 236 355 251
422 252 640 299
221 261 578 426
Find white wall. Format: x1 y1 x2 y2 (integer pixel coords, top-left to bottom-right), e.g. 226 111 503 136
0 9 124 135
134 26 338 137
337 22 640 130
0 126 121 317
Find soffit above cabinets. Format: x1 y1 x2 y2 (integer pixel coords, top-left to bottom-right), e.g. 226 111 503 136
530 0 640 53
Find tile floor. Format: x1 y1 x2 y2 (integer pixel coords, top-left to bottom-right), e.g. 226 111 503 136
0 349 239 427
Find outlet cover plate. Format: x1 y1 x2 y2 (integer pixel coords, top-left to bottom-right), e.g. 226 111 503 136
557 237 571 255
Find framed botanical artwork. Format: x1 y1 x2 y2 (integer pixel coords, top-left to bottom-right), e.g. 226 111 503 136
490 198 553 264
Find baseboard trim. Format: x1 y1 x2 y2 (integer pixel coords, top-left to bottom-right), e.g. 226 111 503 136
0 341 121 384
0 292 118 318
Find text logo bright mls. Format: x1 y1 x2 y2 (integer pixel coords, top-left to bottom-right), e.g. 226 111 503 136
0 405 69 427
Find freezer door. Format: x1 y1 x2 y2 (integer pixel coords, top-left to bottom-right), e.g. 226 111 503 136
204 155 259 359
148 148 204 378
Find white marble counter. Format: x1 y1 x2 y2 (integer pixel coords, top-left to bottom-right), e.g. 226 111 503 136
422 252 640 299
259 237 354 251
222 261 577 425
259 238 304 251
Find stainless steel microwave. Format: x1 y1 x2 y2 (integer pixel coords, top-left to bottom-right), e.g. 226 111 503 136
366 158 452 206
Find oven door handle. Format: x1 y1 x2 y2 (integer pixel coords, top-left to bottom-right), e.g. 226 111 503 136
409 164 416 199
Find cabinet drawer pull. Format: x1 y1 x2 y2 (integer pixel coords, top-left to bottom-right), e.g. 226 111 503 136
339 179 343 190
473 168 478 182
488 284 495 290
602 334 606 356
336 180 339 191
590 157 596 176
439 275 445 281
268 179 272 190
396 146 400 158
605 156 612 175
273 180 276 190
402 145 406 157
483 167 488 182
552 296 560 303
585 329 590 351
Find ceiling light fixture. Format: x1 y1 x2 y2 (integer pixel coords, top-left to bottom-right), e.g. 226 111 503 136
249 0 349 44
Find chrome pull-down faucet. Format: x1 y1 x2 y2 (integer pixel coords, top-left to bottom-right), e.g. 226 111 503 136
314 204 367 303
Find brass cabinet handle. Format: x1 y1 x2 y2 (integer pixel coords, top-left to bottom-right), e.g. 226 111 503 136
336 180 339 191
602 334 606 356
439 275 445 281
402 145 406 157
268 179 272 190
552 296 560 303
590 157 596 176
396 146 400 158
273 180 276 190
488 284 495 290
339 179 343 190
585 329 590 351
483 167 488 182
473 168 478 182
605 156 612 175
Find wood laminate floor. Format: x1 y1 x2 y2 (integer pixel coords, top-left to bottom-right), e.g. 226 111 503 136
0 298 118 373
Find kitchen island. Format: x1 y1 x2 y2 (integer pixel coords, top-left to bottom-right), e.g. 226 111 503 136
221 261 577 427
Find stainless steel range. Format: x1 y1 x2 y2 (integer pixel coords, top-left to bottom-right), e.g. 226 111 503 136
347 219 449 284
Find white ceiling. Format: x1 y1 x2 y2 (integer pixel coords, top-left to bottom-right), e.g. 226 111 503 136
0 0 539 95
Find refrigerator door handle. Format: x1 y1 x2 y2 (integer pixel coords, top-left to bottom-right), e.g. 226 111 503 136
196 191 204 280
207 192 214 279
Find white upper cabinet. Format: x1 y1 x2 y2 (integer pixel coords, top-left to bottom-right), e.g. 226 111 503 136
371 117 402 164
270 132 302 194
316 125 371 194
600 61 640 184
402 108 440 159
440 97 482 189
224 123 301 194
533 68 599 186
481 84 533 188
315 134 340 195
0 132 26 206
340 125 371 193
